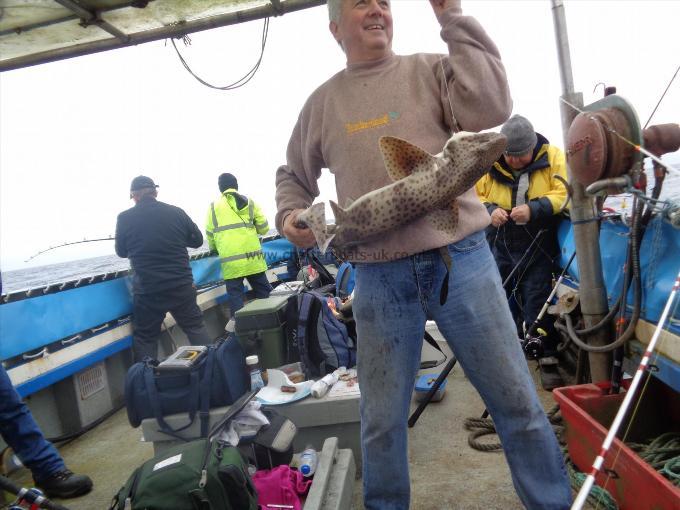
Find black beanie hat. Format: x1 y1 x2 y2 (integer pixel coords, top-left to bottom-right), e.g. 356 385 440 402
218 173 238 192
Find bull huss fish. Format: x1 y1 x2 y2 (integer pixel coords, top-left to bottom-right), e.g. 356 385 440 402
297 131 507 253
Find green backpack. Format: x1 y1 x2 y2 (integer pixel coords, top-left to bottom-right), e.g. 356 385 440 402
111 391 259 510
110 437 257 510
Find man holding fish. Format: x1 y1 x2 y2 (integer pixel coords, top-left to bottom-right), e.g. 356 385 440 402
275 1 570 508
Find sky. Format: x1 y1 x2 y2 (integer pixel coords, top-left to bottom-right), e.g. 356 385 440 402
1 0 679 271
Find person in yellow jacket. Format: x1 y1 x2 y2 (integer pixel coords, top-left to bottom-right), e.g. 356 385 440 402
475 115 567 390
206 173 272 313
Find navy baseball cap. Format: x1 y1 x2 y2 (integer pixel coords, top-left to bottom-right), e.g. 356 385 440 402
130 175 158 192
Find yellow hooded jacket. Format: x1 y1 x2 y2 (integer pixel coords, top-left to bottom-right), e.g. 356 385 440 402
476 135 567 220
206 188 269 280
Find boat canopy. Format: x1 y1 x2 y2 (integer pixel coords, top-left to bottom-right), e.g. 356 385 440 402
0 0 324 72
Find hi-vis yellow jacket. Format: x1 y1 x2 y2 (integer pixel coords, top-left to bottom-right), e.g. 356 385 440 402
205 188 270 280
475 135 567 217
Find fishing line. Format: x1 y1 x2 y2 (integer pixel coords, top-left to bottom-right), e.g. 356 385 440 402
25 236 115 262
170 17 269 91
643 63 680 130
521 224 556 263
507 239 543 317
439 57 460 134
560 97 676 172
498 230 546 317
498 230 529 310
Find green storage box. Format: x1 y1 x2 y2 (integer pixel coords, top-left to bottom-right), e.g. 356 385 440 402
234 294 289 330
234 295 296 369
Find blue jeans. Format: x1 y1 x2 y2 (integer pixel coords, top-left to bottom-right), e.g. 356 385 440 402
0 366 65 482
225 271 272 314
353 231 571 510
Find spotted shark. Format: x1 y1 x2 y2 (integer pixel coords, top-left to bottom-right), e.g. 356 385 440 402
297 131 507 253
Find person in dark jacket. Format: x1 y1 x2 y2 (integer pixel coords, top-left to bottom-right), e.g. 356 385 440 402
115 175 211 362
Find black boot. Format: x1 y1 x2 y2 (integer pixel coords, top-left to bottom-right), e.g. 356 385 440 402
36 469 93 498
538 356 564 391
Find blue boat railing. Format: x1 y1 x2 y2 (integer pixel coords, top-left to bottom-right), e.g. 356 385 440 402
558 214 680 337
0 234 299 363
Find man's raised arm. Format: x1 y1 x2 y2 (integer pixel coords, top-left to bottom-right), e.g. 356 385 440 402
436 0 513 131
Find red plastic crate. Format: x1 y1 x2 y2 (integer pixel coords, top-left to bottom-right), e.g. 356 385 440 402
554 378 680 510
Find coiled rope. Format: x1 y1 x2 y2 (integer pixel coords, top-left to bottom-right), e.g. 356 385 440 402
466 406 680 502
564 449 619 510
463 405 565 452
628 432 680 487
465 405 618 508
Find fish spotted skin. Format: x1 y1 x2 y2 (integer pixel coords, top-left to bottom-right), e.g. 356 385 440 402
297 131 507 252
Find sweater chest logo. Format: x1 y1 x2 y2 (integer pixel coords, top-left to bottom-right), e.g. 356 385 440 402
345 111 400 135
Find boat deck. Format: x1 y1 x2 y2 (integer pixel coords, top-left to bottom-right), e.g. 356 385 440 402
4 339 586 509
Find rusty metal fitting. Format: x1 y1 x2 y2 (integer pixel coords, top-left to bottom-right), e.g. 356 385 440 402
585 175 632 196
567 107 636 186
642 123 680 158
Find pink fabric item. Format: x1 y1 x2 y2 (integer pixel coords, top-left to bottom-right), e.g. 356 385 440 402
253 465 312 510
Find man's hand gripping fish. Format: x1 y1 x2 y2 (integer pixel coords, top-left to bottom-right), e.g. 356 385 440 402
297 131 507 253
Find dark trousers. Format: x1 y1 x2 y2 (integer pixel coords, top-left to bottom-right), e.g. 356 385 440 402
224 272 272 314
132 284 211 362
0 366 65 482
492 244 556 352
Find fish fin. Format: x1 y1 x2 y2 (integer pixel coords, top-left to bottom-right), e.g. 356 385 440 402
427 201 459 236
329 200 348 224
379 136 438 181
317 233 336 255
297 203 332 251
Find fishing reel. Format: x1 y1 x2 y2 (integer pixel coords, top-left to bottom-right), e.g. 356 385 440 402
521 328 547 360
567 93 680 196
566 94 643 193
6 487 46 510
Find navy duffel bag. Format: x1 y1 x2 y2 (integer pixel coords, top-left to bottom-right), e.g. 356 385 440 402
125 334 249 438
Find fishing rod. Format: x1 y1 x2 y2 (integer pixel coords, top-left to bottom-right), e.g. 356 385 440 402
522 250 576 359
571 267 680 510
610 196 644 394
24 237 115 262
643 63 679 129
500 229 547 289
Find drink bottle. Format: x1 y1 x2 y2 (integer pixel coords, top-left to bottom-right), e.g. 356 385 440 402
299 446 318 477
246 355 265 391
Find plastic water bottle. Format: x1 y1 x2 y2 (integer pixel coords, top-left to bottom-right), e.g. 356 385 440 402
311 370 340 398
299 446 318 477
246 355 265 392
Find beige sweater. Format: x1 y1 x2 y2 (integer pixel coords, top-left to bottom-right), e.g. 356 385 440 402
275 5 512 262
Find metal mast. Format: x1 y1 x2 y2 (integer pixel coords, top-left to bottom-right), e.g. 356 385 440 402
551 0 611 381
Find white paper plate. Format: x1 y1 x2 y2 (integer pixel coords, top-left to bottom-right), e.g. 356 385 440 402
255 369 314 405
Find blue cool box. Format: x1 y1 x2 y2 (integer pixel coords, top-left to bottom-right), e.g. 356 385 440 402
414 374 447 402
